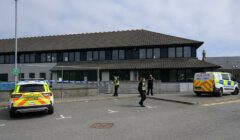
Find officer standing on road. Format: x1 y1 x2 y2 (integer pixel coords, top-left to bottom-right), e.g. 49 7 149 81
147 74 155 96
113 76 120 96
138 77 146 107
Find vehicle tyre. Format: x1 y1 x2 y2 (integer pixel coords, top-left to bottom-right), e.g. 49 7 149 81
9 109 16 118
196 92 201 97
231 87 239 95
48 106 54 114
218 88 223 97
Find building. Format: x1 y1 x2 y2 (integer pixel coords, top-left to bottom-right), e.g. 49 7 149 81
0 29 219 82
206 56 240 81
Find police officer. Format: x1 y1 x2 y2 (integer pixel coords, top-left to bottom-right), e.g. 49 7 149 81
138 77 146 107
147 74 155 96
113 76 120 96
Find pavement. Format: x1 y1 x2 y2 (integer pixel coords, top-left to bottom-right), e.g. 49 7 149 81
1 92 240 108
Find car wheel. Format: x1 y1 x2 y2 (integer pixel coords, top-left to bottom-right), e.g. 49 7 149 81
196 92 201 97
231 87 239 95
48 106 54 114
218 88 223 97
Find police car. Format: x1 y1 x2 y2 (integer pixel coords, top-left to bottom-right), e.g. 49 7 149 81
193 72 239 97
9 80 54 118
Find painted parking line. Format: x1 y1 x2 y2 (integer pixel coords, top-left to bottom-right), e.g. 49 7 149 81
108 109 119 114
56 115 72 120
0 124 5 127
146 105 157 109
201 99 240 107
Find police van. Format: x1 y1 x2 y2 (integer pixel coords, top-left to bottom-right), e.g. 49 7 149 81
193 72 239 97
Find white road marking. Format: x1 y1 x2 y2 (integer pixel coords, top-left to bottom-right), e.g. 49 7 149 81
108 109 119 114
114 99 118 101
0 124 5 127
146 106 157 109
201 100 240 107
85 101 89 103
56 115 72 120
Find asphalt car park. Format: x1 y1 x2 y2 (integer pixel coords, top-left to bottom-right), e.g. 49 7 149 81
1 96 240 140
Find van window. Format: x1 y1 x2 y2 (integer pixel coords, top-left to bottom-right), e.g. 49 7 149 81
221 74 229 80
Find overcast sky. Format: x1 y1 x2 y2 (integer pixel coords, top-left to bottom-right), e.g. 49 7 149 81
0 0 239 58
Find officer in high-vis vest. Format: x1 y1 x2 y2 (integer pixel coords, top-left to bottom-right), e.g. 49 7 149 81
138 77 146 107
113 76 120 96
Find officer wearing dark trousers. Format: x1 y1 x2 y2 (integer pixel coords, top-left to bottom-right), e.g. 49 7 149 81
138 77 146 107
113 76 120 96
147 74 155 96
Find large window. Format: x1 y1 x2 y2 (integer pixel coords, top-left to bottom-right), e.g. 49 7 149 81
176 47 183 58
4 55 10 64
75 52 80 61
30 53 35 63
40 73 46 80
177 70 185 82
139 49 146 59
109 70 130 80
87 51 93 61
57 52 63 62
169 70 177 82
168 47 175 58
29 73 35 78
0 55 4 64
105 50 112 60
191 47 196 57
41 53 46 63
184 47 191 58
161 48 168 58
69 52 75 62
186 69 194 82
126 49 139 59
153 48 160 59
24 54 30 63
20 54 24 63
80 51 87 61
112 50 118 60
99 51 105 60
119 50 125 60
146 49 153 59
93 51 99 60
52 53 57 62
47 53 52 62
10 54 14 64
35 53 41 63
63 52 69 62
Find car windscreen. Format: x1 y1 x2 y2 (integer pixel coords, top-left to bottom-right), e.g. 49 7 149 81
19 84 45 92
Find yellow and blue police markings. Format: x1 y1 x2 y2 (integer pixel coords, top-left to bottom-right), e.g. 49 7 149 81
216 80 236 90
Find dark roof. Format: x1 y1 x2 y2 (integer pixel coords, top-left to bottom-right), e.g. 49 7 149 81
206 56 240 69
0 29 203 53
51 58 220 71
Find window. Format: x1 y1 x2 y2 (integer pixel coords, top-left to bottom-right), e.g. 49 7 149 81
19 84 44 92
0 74 8 82
222 74 229 80
99 51 105 60
52 53 57 62
186 69 194 82
132 49 139 59
168 47 175 58
57 52 63 62
29 73 35 78
139 49 146 59
80 51 87 61
63 52 69 62
146 49 153 59
19 73 24 80
93 51 99 61
24 54 30 63
153 48 160 59
184 47 191 58
176 47 183 58
119 50 125 60
0 55 4 64
20 54 24 63
47 53 52 62
4 55 10 64
87 51 93 61
191 47 196 57
105 50 112 60
30 53 35 63
40 73 46 80
75 52 80 61
169 70 177 82
41 53 46 63
177 70 185 82
69 52 75 62
160 48 168 58
112 50 118 60
10 54 14 64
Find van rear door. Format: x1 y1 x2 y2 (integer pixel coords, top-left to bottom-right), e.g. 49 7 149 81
194 73 214 92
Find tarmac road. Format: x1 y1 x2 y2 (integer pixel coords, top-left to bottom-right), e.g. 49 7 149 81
0 97 240 140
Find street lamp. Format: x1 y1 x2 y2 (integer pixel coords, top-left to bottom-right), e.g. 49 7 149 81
14 0 18 84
